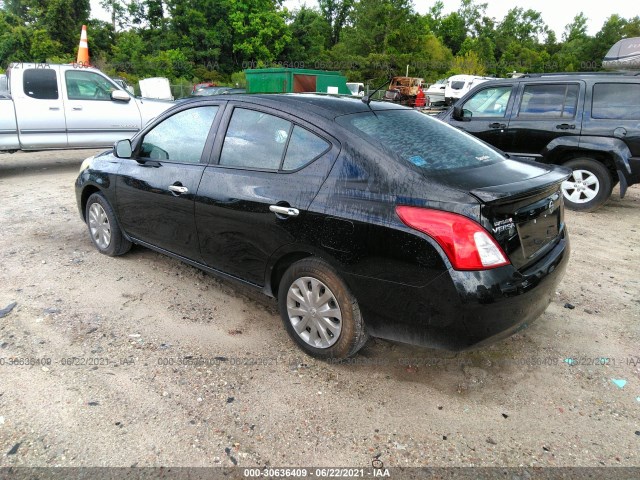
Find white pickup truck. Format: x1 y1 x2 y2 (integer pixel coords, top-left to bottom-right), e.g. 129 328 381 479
0 63 173 152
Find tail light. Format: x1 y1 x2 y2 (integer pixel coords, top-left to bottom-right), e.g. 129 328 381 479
396 206 510 270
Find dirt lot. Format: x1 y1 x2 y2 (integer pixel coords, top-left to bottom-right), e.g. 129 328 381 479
0 149 639 469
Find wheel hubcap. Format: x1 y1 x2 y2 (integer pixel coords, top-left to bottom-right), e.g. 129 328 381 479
286 277 342 349
561 169 599 204
88 203 111 250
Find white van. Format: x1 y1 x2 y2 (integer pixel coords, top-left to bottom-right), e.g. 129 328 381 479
444 75 493 105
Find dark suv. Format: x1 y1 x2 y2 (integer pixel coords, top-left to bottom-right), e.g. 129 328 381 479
438 73 640 211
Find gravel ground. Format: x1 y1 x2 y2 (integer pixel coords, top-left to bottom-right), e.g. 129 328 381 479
0 149 639 469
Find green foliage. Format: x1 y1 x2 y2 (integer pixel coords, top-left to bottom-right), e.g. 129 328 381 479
318 0 353 46
1 0 638 83
29 29 64 61
231 71 246 87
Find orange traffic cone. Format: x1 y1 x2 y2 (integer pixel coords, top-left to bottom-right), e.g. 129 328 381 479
76 25 90 66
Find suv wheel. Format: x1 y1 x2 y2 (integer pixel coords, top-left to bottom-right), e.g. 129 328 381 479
278 258 368 359
561 158 613 212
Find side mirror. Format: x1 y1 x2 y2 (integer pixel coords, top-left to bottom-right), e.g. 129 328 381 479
111 90 131 102
452 105 472 122
114 139 132 158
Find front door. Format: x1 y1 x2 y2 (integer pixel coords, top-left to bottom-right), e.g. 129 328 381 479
116 104 221 259
448 84 515 152
195 105 338 285
63 69 142 147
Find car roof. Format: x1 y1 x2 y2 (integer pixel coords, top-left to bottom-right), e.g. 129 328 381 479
477 72 640 86
183 93 408 120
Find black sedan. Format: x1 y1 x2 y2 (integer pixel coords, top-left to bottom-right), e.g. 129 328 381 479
75 94 570 359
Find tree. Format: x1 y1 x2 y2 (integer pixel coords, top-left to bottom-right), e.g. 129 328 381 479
283 6 331 64
437 12 466 55
318 0 353 46
563 12 588 43
458 0 487 38
227 0 291 64
347 0 424 57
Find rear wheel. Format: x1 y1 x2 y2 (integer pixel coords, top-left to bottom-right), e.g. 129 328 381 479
85 192 131 256
278 258 368 359
561 158 613 212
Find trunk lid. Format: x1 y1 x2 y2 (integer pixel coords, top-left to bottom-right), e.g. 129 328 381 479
439 160 570 270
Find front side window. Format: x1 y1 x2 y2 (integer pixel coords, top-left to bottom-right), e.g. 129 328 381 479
337 110 504 171
65 70 118 101
592 83 640 120
518 84 579 118
139 106 219 163
23 69 58 100
462 86 512 118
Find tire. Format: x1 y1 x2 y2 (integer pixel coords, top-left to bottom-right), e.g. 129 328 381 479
85 192 131 256
561 158 613 212
278 258 368 359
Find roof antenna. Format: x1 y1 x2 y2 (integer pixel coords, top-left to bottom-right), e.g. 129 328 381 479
362 75 393 106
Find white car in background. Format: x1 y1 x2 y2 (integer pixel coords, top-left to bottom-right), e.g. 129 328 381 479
425 79 446 106
445 74 494 105
346 82 365 96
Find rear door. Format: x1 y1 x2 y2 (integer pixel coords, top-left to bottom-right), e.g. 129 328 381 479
195 104 339 285
448 84 516 151
587 81 640 157
115 104 222 259
503 81 584 160
12 66 67 148
63 69 142 147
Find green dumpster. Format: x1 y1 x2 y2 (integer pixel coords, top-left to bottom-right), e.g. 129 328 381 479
245 68 351 95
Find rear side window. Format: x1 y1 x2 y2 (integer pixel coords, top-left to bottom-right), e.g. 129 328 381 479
220 108 330 171
139 106 218 163
518 84 579 118
592 83 640 120
283 126 330 170
337 110 504 171
220 109 291 170
23 69 58 100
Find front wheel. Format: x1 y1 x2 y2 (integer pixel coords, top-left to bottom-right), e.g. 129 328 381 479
561 158 613 212
278 258 368 359
85 192 131 256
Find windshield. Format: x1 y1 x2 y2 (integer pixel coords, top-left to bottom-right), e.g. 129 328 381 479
336 109 505 172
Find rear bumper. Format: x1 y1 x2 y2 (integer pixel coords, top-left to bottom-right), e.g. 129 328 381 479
349 228 570 350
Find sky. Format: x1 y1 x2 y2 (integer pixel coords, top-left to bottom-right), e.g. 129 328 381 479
283 0 637 37
89 0 638 38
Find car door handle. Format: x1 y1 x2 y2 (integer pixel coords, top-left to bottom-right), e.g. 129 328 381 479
489 123 506 129
72 106 83 111
556 124 575 130
168 185 189 194
269 205 299 217
49 107 60 111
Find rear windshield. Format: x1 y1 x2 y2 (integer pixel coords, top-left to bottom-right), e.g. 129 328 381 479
336 109 505 172
451 81 466 89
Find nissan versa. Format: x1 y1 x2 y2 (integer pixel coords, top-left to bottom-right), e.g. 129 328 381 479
75 94 571 359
